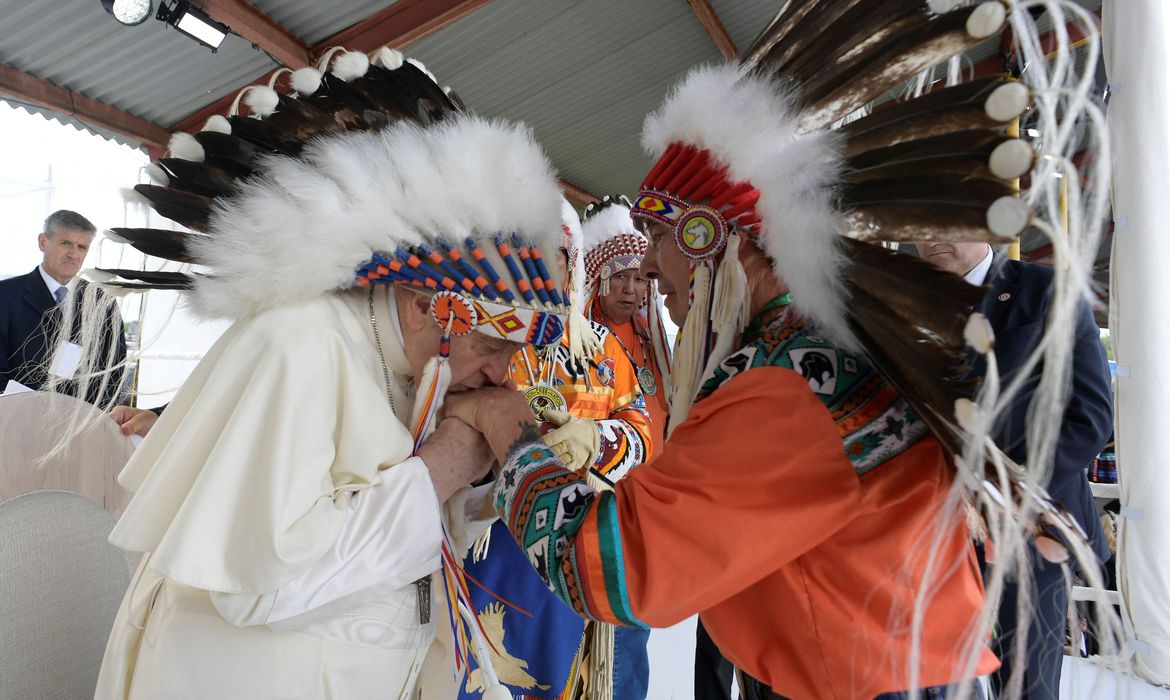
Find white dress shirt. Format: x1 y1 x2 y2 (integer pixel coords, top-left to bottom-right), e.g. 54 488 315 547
964 245 995 286
37 265 76 300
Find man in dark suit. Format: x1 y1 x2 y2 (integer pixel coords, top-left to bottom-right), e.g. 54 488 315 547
918 241 1113 700
0 210 127 406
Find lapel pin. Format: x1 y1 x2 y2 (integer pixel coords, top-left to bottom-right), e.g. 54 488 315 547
998 292 1012 302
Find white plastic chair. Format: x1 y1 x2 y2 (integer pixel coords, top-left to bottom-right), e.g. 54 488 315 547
0 490 132 699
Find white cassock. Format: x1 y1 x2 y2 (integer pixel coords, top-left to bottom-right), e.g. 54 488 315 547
95 287 491 699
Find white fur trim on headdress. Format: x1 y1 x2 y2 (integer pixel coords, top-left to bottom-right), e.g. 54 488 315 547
188 115 565 320
989 139 1033 179
291 67 323 95
331 51 370 82
167 132 204 162
641 64 853 347
202 115 232 134
984 82 1030 122
372 47 404 70
581 202 643 259
243 85 280 118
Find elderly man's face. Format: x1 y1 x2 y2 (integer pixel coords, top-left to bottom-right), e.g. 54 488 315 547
639 221 692 326
599 269 649 325
399 291 525 392
446 331 526 391
915 242 991 277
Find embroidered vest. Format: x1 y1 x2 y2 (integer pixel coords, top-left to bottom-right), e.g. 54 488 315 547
697 301 928 475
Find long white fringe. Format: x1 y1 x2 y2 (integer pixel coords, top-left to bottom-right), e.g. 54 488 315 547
906 3 1128 698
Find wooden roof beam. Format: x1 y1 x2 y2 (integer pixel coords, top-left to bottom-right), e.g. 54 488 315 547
198 0 311 68
315 0 493 55
0 64 169 148
559 178 600 209
687 0 738 61
1 63 601 228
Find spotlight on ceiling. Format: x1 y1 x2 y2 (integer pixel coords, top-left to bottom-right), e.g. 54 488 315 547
101 0 153 26
156 0 230 52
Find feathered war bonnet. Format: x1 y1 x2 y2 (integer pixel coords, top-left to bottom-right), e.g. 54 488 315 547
581 195 649 300
100 46 571 349
630 2 1035 430
631 0 1110 563
97 48 576 691
558 197 602 360
580 195 673 393
629 4 1130 677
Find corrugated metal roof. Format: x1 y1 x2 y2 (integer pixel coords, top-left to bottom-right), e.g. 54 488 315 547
405 0 735 198
0 0 277 128
1 0 1106 195
250 0 399 46
0 98 133 147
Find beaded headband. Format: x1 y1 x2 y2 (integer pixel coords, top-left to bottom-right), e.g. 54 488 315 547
630 143 762 263
584 234 648 283
581 195 650 288
354 233 567 345
95 45 570 349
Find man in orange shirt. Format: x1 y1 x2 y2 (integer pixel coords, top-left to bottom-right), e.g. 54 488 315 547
443 67 1002 700
456 210 654 700
442 6 1104 698
509 320 652 486
580 196 671 455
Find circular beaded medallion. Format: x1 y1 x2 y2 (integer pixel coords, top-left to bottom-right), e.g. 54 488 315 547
524 385 567 420
637 366 658 396
429 291 478 334
674 206 729 261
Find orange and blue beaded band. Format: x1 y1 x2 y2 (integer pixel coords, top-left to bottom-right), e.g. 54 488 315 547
355 235 567 346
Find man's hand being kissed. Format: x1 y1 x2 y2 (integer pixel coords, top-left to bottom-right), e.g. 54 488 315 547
417 417 495 502
442 386 542 465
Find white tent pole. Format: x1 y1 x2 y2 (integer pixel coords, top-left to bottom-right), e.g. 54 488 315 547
1104 0 1170 686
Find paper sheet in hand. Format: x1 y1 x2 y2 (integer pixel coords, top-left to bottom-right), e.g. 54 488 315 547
2 379 34 395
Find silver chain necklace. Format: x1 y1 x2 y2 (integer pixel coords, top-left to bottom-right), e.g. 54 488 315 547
369 287 429 623
597 306 658 396
367 287 397 414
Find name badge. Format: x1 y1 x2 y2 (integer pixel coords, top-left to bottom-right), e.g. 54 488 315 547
49 341 83 379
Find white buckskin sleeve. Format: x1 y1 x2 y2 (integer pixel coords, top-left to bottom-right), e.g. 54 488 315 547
210 457 443 630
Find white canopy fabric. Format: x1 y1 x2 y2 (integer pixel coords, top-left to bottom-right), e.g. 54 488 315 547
1105 0 1170 686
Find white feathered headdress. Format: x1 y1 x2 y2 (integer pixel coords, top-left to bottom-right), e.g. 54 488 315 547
631 2 1124 687
631 3 1036 430
580 195 649 300
102 48 571 347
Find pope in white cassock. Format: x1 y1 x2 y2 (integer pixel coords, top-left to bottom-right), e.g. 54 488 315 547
90 48 576 700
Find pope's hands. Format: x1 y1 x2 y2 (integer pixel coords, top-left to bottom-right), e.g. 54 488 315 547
109 405 159 437
417 418 495 503
540 409 599 473
442 387 540 464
